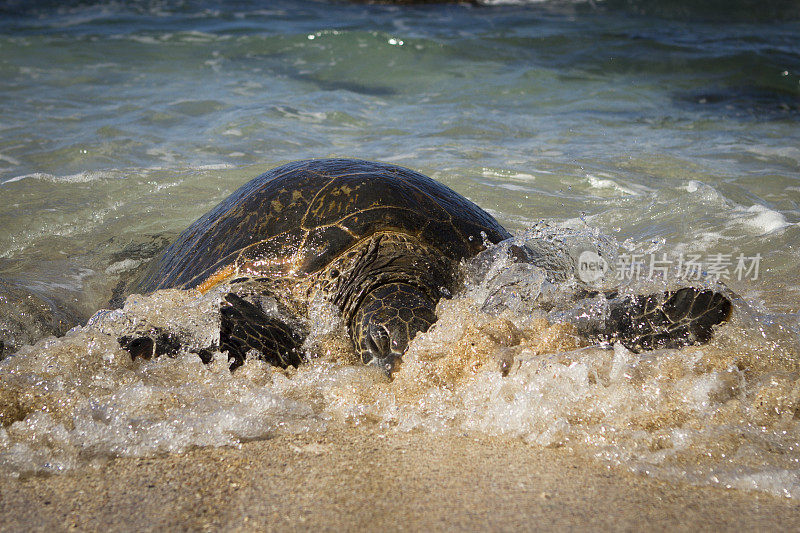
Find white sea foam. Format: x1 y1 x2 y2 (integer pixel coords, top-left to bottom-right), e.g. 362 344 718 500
482 168 537 181
734 204 792 234
178 31 227 44
105 258 146 275
1 236 797 500
497 183 535 192
681 180 727 205
586 174 637 196
127 35 163 45
195 163 235 171
3 170 112 184
745 144 800 164
672 231 726 253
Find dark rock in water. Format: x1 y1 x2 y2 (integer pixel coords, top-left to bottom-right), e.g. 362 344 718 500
0 277 77 359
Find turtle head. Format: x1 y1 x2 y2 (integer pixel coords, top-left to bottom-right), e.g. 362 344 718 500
351 283 437 374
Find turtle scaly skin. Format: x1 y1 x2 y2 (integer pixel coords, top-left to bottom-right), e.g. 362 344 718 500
125 159 732 373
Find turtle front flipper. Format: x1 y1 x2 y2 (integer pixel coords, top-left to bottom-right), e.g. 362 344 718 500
590 287 733 352
220 293 304 370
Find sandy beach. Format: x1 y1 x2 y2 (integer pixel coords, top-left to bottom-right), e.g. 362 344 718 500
2 427 799 532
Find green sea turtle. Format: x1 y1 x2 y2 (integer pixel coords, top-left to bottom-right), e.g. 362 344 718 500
122 159 732 373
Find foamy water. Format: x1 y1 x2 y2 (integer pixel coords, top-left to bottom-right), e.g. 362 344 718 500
2 231 799 500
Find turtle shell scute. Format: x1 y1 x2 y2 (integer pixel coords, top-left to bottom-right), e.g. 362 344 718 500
138 159 512 292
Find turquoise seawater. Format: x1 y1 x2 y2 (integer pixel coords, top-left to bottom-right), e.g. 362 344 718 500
1 0 800 498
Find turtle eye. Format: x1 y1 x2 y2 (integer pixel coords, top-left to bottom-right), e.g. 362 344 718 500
365 322 391 361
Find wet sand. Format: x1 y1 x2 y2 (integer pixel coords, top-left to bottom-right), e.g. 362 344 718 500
2 428 800 532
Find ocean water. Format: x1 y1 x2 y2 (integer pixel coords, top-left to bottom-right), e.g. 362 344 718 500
1 0 800 498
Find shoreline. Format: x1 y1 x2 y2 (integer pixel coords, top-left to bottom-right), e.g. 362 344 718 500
2 427 799 531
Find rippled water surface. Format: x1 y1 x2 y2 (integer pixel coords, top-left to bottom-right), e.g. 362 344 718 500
1 0 799 498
